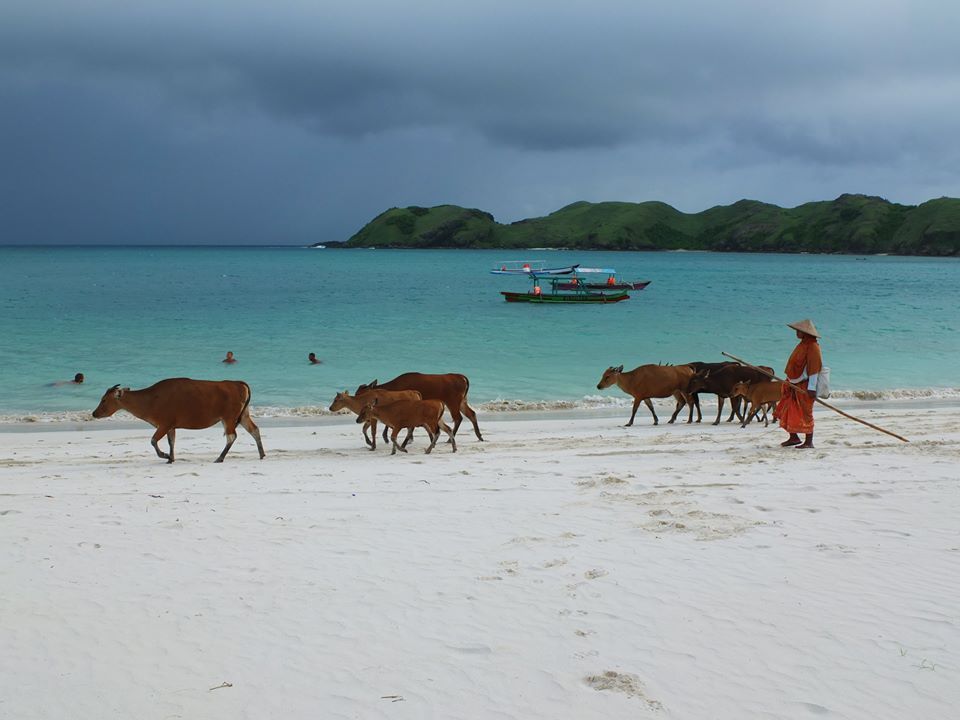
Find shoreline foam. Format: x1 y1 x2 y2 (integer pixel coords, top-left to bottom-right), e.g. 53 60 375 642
3 387 959 429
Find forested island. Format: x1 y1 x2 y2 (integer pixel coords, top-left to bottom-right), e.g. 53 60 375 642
325 194 960 256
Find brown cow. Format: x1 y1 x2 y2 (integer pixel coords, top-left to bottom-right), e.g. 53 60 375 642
596 364 695 426
356 398 456 455
91 378 266 463
730 379 783 428
329 389 422 450
356 372 482 441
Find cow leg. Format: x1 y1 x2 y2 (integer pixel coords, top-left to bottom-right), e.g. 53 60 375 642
363 420 376 450
645 398 659 425
461 401 483 441
447 403 464 442
626 397 642 426
727 397 742 423
439 419 457 453
668 392 685 423
400 427 415 449
713 397 724 425
391 427 406 455
382 423 390 444
151 426 172 461
424 424 438 454
239 412 266 459
215 417 239 463
166 429 176 463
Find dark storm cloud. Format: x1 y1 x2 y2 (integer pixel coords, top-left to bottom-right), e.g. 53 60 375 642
2 0 959 243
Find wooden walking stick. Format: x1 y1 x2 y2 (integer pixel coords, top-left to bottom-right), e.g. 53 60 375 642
721 352 910 443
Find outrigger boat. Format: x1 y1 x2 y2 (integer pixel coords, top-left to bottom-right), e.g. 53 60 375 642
554 267 651 292
490 260 579 276
492 262 632 304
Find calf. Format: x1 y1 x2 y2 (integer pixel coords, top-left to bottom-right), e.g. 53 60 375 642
91 378 265 463
356 372 482 441
730 380 783 427
329 389 422 450
356 398 456 455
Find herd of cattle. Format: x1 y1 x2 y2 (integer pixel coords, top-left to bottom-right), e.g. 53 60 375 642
91 362 783 463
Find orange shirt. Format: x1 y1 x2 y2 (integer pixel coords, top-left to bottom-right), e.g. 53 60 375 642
785 336 822 383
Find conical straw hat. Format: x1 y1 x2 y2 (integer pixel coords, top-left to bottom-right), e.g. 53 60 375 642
787 318 820 338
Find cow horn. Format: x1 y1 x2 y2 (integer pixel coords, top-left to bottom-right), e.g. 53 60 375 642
108 384 120 391
616 365 623 373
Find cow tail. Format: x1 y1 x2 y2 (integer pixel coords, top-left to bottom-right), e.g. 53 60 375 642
237 381 253 425
461 374 470 410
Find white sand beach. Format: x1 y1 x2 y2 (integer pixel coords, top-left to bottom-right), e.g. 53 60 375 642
1 403 958 719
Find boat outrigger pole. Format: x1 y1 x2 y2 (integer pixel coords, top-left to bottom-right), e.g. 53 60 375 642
721 351 909 443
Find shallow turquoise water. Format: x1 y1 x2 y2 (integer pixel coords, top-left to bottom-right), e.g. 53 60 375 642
1 247 957 418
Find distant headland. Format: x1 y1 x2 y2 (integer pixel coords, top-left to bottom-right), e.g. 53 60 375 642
313 194 960 256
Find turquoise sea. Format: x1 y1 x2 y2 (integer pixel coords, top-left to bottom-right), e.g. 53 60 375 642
1 247 958 421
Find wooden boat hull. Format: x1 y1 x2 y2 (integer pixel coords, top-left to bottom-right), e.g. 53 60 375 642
555 280 651 291
500 291 631 304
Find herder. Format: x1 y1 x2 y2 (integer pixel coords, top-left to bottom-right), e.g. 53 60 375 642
779 319 823 449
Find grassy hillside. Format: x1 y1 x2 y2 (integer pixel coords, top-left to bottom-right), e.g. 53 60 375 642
344 195 960 256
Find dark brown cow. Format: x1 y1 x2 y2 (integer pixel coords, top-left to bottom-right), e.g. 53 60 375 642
356 398 456 456
596 364 695 426
357 372 482 441
686 365 775 426
92 378 265 463
679 361 739 423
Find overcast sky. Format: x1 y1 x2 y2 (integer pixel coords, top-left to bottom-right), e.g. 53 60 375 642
2 0 959 244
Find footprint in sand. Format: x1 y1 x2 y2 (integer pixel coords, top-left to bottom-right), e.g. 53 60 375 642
585 671 663 711
499 561 519 576
584 568 608 580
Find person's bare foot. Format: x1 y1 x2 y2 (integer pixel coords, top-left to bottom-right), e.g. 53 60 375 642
780 434 801 447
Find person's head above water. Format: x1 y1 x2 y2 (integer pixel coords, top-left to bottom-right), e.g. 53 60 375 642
73 373 84 384
308 352 321 364
223 351 236 364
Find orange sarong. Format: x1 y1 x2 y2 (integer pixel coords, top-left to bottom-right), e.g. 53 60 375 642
779 336 822 435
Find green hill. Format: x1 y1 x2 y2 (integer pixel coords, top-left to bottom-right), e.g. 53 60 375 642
344 195 960 256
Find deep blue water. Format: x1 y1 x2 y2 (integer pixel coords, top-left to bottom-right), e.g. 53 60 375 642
1 247 957 418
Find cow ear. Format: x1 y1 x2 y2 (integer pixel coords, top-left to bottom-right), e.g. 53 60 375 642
371 379 378 387
117 387 127 398
616 365 623 372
